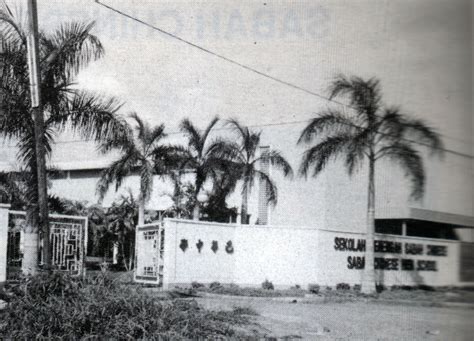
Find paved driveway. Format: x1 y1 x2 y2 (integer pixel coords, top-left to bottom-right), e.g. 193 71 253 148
196 296 474 340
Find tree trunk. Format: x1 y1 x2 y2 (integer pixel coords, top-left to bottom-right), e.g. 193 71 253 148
192 204 200 220
112 241 118 265
121 243 129 271
361 157 376 294
129 237 134 270
241 187 249 224
27 0 50 271
138 200 145 226
22 207 39 276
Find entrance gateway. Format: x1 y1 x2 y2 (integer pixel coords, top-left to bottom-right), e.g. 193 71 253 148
134 222 164 285
6 210 88 280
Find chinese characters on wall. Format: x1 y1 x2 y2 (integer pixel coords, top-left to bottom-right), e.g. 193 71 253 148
179 239 234 254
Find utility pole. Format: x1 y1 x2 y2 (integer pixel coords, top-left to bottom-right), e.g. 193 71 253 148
26 0 50 269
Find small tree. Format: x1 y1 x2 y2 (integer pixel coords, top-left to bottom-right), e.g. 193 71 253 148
97 113 176 226
298 75 443 294
226 119 293 224
106 192 139 271
179 117 234 220
0 10 126 275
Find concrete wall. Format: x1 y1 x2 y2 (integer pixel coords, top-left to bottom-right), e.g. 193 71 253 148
316 229 461 287
161 219 470 289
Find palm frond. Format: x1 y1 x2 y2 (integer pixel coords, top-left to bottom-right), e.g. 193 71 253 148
152 144 190 172
147 123 166 148
344 129 370 176
259 149 293 178
41 21 103 81
379 142 425 200
180 118 202 153
298 109 356 144
47 91 125 142
96 151 138 201
328 74 382 122
299 133 354 178
0 8 26 45
129 111 148 143
379 108 444 156
200 116 219 152
256 169 278 205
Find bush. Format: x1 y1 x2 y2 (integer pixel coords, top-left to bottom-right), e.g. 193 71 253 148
191 281 204 289
336 283 351 291
417 284 435 292
261 279 274 290
0 272 258 339
209 281 223 291
376 284 387 293
308 284 320 294
353 284 361 292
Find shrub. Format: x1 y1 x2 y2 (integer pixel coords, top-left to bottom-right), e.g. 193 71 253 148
232 306 258 316
376 284 387 293
353 284 361 292
261 279 274 290
0 272 258 339
229 283 240 290
209 281 223 291
336 283 351 291
308 284 320 294
191 281 204 289
417 284 435 292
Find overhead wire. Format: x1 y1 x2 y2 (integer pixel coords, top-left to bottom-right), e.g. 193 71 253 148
89 0 474 161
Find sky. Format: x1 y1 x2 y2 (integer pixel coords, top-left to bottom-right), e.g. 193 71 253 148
5 0 471 155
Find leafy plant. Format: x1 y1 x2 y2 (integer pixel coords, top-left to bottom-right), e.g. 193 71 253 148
209 281 223 291
261 279 274 290
0 8 126 273
308 284 320 294
224 119 293 224
179 117 237 220
191 281 204 289
0 272 259 339
336 283 351 291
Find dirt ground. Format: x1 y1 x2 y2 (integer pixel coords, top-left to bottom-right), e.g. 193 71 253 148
196 296 474 340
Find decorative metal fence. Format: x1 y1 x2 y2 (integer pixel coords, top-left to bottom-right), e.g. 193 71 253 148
7 211 88 280
134 222 164 285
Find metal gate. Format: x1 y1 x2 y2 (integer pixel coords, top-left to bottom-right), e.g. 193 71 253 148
134 222 164 285
7 211 88 280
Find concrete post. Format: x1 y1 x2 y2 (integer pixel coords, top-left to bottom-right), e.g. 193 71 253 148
0 204 11 288
402 221 407 236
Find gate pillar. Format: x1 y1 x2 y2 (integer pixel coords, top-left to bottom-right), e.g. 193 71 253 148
0 204 11 288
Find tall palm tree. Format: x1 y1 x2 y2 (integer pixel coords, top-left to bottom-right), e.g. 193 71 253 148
179 117 232 220
298 75 443 294
97 113 176 225
226 119 293 224
0 9 126 274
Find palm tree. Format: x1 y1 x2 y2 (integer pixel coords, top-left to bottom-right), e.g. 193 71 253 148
0 9 127 275
298 75 443 294
179 117 234 220
226 119 293 224
97 113 176 225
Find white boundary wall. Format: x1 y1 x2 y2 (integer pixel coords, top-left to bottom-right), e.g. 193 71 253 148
161 219 471 289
